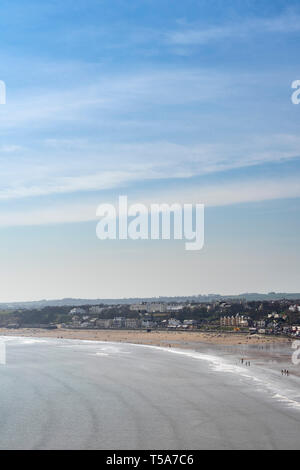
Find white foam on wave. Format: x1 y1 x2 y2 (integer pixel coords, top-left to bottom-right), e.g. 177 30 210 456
57 339 132 357
0 335 49 345
134 343 300 412
272 393 300 410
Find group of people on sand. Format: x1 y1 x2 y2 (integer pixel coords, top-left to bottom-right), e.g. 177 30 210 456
239 357 292 377
240 358 250 367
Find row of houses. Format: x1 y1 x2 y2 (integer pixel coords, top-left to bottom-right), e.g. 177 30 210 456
67 316 198 330
220 314 250 328
69 303 184 317
289 305 300 313
129 303 184 313
69 306 104 315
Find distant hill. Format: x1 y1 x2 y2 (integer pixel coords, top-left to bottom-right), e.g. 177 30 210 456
1 292 300 309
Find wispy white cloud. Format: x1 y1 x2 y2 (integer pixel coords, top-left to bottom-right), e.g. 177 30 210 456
1 175 300 227
0 145 22 153
0 67 234 130
154 176 300 208
1 63 297 206
166 12 300 46
0 134 299 201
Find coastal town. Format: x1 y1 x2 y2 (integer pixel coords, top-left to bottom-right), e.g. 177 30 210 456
2 298 300 338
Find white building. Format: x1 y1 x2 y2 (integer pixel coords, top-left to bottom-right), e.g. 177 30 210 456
96 319 113 329
167 305 184 312
168 318 182 327
89 306 103 314
146 303 167 313
141 320 157 329
183 319 197 326
113 317 126 328
69 307 86 315
289 305 300 313
130 304 147 312
125 318 140 329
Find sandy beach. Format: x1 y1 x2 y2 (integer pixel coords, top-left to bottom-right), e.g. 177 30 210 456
0 327 291 349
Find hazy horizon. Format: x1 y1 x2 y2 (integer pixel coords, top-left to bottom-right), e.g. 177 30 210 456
2 290 300 305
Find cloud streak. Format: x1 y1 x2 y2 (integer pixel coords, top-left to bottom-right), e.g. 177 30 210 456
0 67 235 130
1 175 300 227
0 135 299 201
166 12 300 46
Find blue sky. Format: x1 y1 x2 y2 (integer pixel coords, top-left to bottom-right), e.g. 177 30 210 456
0 0 300 301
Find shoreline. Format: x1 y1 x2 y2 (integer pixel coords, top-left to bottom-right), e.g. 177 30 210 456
2 327 299 390
0 327 291 349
